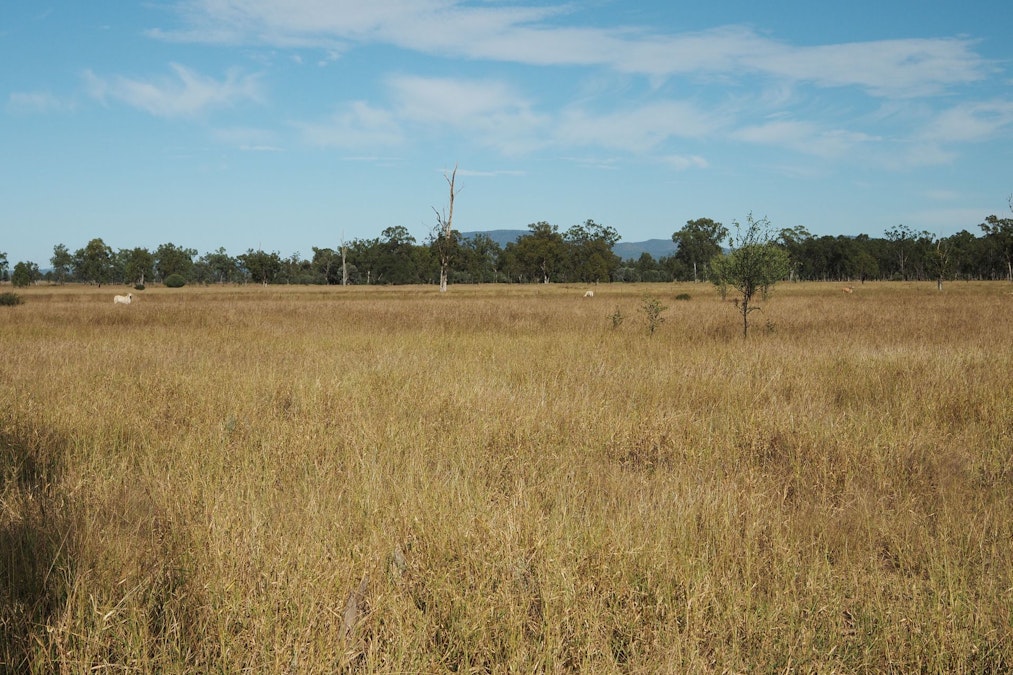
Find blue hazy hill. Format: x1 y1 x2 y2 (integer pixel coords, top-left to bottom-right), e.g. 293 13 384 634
461 230 677 261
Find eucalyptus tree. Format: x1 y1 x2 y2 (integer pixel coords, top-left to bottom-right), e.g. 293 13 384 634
74 238 115 286
672 217 728 282
979 209 1013 281
155 242 197 282
884 224 931 280
50 244 73 284
565 219 621 283
502 221 567 283
120 247 154 286
377 226 420 284
11 261 40 287
198 247 242 284
459 233 502 283
238 249 282 285
311 247 343 285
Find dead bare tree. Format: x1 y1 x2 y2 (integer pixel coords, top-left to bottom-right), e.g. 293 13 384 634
340 231 348 286
432 164 459 293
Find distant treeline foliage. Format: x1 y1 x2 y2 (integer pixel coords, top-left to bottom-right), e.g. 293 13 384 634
3 214 1012 286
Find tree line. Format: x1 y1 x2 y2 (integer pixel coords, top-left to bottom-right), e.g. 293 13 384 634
2 210 1012 288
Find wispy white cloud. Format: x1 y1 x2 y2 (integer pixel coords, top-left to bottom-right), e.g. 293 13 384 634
733 119 880 158
143 0 1005 174
84 63 263 117
557 101 722 153
155 1 992 96
916 100 1013 143
659 154 709 171
296 100 404 148
6 90 70 114
387 75 547 154
296 72 726 160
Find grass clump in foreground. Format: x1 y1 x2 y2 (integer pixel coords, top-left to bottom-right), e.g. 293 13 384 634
1 282 1012 672
0 291 23 306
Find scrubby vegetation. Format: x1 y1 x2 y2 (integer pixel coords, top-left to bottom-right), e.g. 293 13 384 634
0 292 23 306
1 282 1011 671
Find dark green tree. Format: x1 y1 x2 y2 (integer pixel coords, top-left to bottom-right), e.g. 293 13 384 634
50 244 73 284
979 211 1013 281
884 224 931 280
672 217 728 282
197 248 242 284
710 214 791 338
238 249 283 285
346 237 382 284
776 225 812 281
11 261 40 288
376 226 420 285
564 219 621 283
502 222 567 283
943 230 984 280
74 238 115 286
278 252 318 284
155 242 197 282
311 247 343 285
458 233 502 283
121 247 154 286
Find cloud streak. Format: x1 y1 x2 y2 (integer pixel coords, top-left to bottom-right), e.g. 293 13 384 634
7 91 70 114
156 1 992 96
84 63 263 118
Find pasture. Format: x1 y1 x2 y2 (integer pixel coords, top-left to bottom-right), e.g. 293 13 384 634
2 282 1011 672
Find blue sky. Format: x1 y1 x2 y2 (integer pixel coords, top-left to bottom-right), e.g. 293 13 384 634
3 1 1012 266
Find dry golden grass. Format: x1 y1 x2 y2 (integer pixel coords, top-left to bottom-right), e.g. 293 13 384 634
2 281 1011 672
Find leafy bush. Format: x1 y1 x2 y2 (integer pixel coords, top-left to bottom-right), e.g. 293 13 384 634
0 292 24 306
675 293 691 301
164 274 186 288
134 284 145 291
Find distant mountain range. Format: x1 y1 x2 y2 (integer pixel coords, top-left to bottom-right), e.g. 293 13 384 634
461 230 677 261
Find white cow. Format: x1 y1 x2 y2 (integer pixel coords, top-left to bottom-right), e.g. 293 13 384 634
583 290 594 298
113 293 133 305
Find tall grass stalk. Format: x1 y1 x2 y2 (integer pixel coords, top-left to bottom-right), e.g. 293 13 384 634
1 283 1011 671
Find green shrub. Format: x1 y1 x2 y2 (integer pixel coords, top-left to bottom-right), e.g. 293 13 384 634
134 284 145 291
0 292 24 306
164 274 186 288
675 293 691 301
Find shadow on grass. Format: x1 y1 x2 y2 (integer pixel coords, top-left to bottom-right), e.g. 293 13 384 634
0 424 76 671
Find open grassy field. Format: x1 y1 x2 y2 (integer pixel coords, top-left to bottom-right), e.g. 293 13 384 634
2 281 1012 672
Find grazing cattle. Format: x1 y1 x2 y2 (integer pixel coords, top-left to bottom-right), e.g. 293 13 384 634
842 286 854 294
113 293 133 305
584 290 594 298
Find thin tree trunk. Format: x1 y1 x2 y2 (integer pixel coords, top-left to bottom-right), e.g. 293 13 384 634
742 297 749 338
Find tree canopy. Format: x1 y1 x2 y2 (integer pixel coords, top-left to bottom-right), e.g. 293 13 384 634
7 206 1013 287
